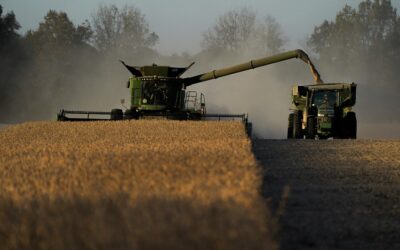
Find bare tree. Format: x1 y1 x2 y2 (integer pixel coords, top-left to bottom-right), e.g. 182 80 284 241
91 4 158 53
202 8 256 52
256 16 285 54
201 7 285 55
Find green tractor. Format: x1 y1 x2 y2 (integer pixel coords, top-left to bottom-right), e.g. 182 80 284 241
288 83 357 139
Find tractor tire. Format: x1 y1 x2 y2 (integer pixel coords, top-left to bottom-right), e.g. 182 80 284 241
287 113 294 139
306 116 316 139
344 112 357 139
293 110 303 139
111 109 123 120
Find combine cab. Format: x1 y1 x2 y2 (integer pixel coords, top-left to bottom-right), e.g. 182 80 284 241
288 83 357 139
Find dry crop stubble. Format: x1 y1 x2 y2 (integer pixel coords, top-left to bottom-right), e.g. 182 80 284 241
0 120 277 250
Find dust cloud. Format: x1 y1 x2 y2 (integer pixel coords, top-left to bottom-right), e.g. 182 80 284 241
3 46 398 139
184 48 399 139
185 51 319 139
314 55 400 139
0 48 158 123
1 39 398 139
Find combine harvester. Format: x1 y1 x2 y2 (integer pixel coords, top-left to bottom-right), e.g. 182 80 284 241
57 49 356 139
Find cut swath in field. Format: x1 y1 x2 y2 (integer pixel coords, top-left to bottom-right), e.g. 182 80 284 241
0 121 277 250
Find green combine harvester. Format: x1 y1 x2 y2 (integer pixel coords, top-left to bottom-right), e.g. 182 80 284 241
57 49 357 139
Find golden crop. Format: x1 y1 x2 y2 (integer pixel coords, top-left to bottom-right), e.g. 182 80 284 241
0 120 276 250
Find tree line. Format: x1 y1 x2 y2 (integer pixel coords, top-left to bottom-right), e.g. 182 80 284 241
0 0 399 123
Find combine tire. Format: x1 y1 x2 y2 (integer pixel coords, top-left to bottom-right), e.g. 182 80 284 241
124 108 140 120
287 113 294 139
293 110 303 139
246 122 253 138
306 116 316 139
111 109 123 120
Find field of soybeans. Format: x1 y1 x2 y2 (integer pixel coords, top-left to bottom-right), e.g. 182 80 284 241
0 121 277 250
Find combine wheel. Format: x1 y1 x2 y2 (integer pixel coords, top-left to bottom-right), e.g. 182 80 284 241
306 116 316 139
287 113 294 139
124 108 140 120
246 122 253 138
111 109 123 120
293 110 303 139
57 114 66 121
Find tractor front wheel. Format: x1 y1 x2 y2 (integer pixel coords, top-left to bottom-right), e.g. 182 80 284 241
306 116 316 139
287 113 294 139
293 110 303 139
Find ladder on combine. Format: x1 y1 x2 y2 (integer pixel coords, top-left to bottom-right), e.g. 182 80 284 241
185 91 206 114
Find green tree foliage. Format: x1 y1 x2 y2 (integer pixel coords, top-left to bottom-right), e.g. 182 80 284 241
0 5 20 48
0 4 160 123
91 4 158 55
9 10 97 122
0 5 24 121
26 10 93 57
308 0 400 122
308 0 399 77
201 8 285 56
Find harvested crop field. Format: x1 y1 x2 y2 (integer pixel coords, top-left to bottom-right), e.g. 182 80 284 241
254 139 400 250
0 121 277 250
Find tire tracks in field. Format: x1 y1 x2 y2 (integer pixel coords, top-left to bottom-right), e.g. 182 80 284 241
253 139 400 250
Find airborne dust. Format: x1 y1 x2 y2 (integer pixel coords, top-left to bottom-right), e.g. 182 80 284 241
185 51 318 139
185 49 399 139
1 40 399 139
1 5 399 139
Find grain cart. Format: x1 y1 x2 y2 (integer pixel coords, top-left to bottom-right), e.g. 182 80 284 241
57 49 323 136
288 83 357 139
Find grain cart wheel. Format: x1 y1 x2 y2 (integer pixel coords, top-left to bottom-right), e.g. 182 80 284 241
345 112 357 139
293 110 303 139
111 109 123 120
306 116 316 139
287 113 294 139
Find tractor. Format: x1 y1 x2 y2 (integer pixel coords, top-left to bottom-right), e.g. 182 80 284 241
288 83 357 139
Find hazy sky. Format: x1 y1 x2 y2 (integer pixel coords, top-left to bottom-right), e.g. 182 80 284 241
2 0 400 54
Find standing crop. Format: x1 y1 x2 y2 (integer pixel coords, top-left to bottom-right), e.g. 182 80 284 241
0 121 276 250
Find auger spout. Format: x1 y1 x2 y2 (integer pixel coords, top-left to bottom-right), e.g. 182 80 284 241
183 49 323 86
